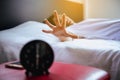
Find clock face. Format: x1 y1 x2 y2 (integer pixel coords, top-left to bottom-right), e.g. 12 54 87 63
20 40 54 73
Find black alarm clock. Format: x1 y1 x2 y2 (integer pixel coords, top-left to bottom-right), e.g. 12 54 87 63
20 40 54 77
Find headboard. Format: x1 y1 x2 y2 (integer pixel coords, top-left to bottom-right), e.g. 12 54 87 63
84 0 120 19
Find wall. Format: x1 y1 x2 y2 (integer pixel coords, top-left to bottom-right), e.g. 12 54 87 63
17 0 83 22
84 0 120 19
0 0 83 30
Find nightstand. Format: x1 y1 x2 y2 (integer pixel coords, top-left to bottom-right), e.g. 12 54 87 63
0 62 110 80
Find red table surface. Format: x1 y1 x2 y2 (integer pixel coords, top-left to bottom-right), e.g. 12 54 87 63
0 62 110 80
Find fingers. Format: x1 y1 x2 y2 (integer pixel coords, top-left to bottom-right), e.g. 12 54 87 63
44 19 55 29
67 32 85 39
53 10 61 27
61 13 66 28
42 29 53 33
67 32 79 39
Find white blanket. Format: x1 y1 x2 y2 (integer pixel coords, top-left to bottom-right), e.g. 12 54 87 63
67 18 120 41
53 39 120 80
0 19 120 80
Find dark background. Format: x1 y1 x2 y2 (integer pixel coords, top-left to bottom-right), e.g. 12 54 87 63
0 0 23 30
0 0 83 30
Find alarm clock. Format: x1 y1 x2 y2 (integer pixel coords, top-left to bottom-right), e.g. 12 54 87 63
20 40 54 76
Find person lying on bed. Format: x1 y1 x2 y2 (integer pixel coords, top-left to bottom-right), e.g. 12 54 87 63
42 10 85 42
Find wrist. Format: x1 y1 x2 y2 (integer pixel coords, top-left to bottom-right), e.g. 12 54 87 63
59 36 73 42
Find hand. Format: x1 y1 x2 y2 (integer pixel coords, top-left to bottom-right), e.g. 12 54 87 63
47 11 75 27
42 10 84 41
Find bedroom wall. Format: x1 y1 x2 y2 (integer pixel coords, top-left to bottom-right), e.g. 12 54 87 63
84 0 120 19
0 0 83 30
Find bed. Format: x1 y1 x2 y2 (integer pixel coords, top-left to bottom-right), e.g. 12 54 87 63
0 19 120 80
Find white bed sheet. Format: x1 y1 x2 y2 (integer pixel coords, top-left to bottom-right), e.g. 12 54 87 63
0 19 120 80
